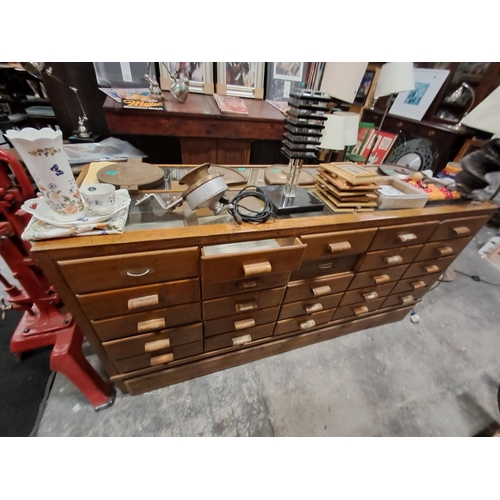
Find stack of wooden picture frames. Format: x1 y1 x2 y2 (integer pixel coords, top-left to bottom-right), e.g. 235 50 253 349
313 162 382 213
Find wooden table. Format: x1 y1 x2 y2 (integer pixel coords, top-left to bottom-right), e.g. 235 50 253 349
103 94 286 164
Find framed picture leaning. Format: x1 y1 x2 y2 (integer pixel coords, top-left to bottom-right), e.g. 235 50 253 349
159 62 214 95
265 62 310 102
216 62 265 99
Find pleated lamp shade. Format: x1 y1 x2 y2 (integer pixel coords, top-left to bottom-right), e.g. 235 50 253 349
374 62 415 99
333 111 360 146
461 85 500 136
320 62 369 103
320 114 347 150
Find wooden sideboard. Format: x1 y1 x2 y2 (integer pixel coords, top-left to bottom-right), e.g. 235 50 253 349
30 166 497 395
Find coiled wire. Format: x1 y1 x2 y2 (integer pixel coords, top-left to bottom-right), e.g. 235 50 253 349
227 186 276 224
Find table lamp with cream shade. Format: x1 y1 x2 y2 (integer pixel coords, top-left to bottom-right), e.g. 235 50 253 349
320 111 360 162
461 85 500 139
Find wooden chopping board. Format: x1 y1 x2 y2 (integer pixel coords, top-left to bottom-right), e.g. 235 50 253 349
97 159 165 190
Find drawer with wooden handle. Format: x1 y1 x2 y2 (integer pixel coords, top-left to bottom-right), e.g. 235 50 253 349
92 302 202 342
102 323 203 360
77 278 200 320
390 273 441 294
332 297 386 321
348 265 408 290
202 272 290 300
299 228 377 260
290 254 361 281
201 238 305 285
113 340 204 374
339 282 395 306
274 309 335 336
202 286 286 320
284 272 353 303
382 289 428 308
368 221 439 251
427 215 490 242
203 306 280 337
278 292 343 320
59 247 199 294
413 237 472 262
402 256 457 280
204 323 275 352
356 245 423 272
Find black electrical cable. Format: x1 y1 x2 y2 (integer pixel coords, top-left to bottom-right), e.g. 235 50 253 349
226 186 276 225
453 269 500 287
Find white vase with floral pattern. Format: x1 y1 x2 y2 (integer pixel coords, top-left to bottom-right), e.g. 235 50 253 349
6 127 87 221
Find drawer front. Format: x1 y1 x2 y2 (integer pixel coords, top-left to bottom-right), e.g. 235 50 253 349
77 278 200 320
427 215 490 242
201 242 305 285
284 272 353 303
333 297 386 320
348 265 408 290
356 245 423 272
204 323 274 352
382 288 428 308
113 340 203 373
413 237 472 262
391 273 441 294
339 282 395 306
204 306 280 337
202 287 286 320
274 309 335 336
291 254 360 281
402 256 456 279
202 272 290 300
368 221 439 251
278 292 343 320
59 247 199 294
92 302 202 342
102 323 203 361
300 228 377 259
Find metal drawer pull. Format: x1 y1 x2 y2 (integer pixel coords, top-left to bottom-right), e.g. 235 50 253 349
235 300 258 313
299 319 316 330
304 303 323 314
401 295 414 304
319 263 332 269
144 338 171 352
372 274 390 285
452 226 470 236
362 291 378 301
353 306 369 316
234 318 255 331
424 265 440 274
126 269 150 277
232 334 252 346
137 317 166 333
128 294 159 310
243 262 272 277
150 352 174 366
384 255 403 265
397 233 417 243
327 241 351 254
411 281 426 290
437 247 454 256
312 285 331 297
238 279 261 290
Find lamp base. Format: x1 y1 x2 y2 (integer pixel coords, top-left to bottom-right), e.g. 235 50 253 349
68 133 101 143
257 185 324 215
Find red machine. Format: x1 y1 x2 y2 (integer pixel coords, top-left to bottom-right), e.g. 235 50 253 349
0 147 115 410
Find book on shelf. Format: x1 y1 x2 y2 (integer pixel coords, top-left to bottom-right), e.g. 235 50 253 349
213 94 249 114
349 121 375 156
359 129 398 165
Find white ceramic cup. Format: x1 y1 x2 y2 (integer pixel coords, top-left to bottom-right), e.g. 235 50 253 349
81 183 116 216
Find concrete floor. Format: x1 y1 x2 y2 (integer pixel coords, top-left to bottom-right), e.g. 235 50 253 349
28 225 500 437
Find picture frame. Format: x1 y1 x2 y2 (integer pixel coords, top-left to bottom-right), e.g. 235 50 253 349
354 69 375 106
215 63 265 99
159 62 214 95
265 62 310 102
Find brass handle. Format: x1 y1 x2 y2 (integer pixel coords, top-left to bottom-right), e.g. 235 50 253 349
299 319 316 330
235 300 258 313
400 295 414 304
411 281 426 290
384 255 403 265
318 263 333 269
234 318 255 331
362 291 378 301
137 317 165 333
238 279 261 290
304 303 323 314
327 241 351 254
437 247 454 256
397 121 404 128
150 352 174 366
232 334 252 346
353 306 369 316
144 338 171 352
128 294 159 310
428 130 435 137
243 262 272 277
397 233 417 243
452 226 470 236
311 285 331 297
425 265 440 274
126 269 150 277
372 274 390 285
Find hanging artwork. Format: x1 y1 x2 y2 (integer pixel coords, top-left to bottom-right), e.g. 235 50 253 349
159 63 214 95
215 63 265 99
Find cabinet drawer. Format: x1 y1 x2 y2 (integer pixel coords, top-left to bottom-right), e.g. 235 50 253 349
92 302 202 342
113 340 203 373
278 292 343 320
204 323 274 352
382 289 428 308
427 215 490 242
368 221 438 251
204 306 280 337
290 254 360 280
333 297 386 320
274 309 334 336
202 287 286 320
299 228 377 259
348 265 408 290
402 256 456 279
414 237 471 262
284 272 353 303
339 282 395 306
59 247 199 294
77 278 200 320
356 245 423 272
201 238 305 285
102 323 203 361
391 273 441 294
202 272 290 300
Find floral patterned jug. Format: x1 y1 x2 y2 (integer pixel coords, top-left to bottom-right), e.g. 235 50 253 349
6 127 87 221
